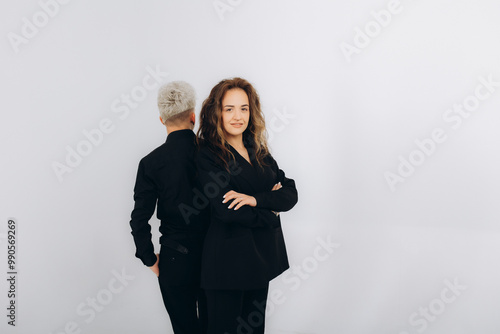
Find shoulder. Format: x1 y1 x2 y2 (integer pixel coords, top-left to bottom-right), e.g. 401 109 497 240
194 140 218 167
195 140 235 173
137 142 168 168
262 150 277 167
196 139 228 161
195 140 214 160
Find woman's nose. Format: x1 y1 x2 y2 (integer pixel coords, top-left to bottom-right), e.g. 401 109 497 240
233 110 242 120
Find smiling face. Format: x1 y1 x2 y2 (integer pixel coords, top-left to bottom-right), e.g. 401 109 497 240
221 88 250 140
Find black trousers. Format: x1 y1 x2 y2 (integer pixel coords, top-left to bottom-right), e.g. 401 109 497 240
205 284 269 334
158 244 207 334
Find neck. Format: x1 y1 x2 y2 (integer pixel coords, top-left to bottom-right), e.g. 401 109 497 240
225 134 244 150
166 124 193 135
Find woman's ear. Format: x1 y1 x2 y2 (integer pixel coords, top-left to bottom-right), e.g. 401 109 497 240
159 116 164 125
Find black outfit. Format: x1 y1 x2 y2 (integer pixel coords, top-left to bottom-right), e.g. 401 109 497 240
195 137 298 333
130 129 210 334
205 285 269 334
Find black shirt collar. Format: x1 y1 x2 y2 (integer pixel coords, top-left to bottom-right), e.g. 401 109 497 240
165 129 195 143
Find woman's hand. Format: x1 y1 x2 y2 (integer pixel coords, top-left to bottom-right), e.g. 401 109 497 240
271 182 282 215
223 191 257 210
223 182 283 211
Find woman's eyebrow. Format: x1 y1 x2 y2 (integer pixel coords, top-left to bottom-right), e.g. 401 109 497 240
223 104 249 107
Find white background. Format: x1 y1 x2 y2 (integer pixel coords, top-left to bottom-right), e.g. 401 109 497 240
1 0 500 333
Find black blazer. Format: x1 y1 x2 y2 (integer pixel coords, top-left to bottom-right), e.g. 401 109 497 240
195 140 298 290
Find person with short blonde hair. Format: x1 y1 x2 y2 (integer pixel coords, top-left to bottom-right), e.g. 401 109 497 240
130 81 209 334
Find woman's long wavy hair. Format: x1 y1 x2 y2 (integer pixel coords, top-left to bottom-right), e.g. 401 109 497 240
196 77 270 172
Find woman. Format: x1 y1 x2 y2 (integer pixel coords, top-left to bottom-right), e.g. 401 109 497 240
195 77 298 333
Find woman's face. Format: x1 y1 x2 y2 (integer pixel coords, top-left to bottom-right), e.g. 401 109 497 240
220 88 250 140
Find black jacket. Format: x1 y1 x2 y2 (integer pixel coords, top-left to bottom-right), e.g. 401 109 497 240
130 129 210 285
195 139 298 290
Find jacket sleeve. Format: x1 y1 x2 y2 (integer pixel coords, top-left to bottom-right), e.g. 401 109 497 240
129 159 158 267
252 154 298 212
195 148 280 228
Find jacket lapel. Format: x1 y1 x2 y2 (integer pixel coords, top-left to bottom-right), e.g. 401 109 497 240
228 144 260 193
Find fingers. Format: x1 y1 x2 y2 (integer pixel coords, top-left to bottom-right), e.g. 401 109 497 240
153 254 160 277
233 198 251 210
222 190 237 204
227 196 244 209
223 190 235 199
225 194 250 210
271 182 282 191
150 264 159 277
223 191 248 207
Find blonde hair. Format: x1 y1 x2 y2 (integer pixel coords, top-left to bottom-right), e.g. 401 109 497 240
157 81 196 123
